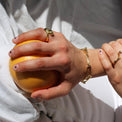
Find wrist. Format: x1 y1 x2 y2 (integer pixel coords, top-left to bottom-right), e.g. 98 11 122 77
78 48 88 82
79 48 106 82
80 48 92 83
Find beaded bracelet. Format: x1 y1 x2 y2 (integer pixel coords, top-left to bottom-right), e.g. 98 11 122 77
81 48 92 83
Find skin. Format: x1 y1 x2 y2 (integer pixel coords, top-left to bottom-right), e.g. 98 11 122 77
99 39 122 97
9 28 105 100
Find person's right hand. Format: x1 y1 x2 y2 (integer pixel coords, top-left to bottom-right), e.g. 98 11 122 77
99 39 122 97
9 28 87 100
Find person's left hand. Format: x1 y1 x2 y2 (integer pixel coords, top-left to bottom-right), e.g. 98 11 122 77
9 28 86 100
99 39 122 97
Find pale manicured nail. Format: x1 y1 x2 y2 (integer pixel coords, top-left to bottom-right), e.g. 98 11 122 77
99 49 103 55
9 50 12 56
13 64 19 71
9 50 14 57
12 36 18 43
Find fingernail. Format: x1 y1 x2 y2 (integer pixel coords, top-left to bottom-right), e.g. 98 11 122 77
12 36 18 43
99 49 103 54
9 50 12 56
9 50 13 57
13 64 19 71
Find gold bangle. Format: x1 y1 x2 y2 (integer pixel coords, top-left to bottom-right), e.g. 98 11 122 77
81 48 92 83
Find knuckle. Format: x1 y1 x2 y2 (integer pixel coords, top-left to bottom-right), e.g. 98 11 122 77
60 33 64 37
108 49 114 57
32 42 42 50
36 28 43 32
35 28 44 39
57 32 64 37
111 42 118 48
116 39 122 43
57 32 65 39
60 55 70 66
109 41 115 45
13 47 21 56
104 63 111 71
36 59 45 68
18 62 27 72
18 32 25 40
59 44 68 52
102 43 115 56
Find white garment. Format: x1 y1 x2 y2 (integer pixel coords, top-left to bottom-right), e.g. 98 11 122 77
0 0 121 121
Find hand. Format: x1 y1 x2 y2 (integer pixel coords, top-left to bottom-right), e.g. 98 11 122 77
9 28 86 100
99 39 122 97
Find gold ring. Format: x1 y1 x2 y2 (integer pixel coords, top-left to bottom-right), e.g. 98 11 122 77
112 51 122 67
119 51 122 54
44 28 54 42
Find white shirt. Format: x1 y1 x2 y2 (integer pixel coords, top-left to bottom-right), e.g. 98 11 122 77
0 0 121 121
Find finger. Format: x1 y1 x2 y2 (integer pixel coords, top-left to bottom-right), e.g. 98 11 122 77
109 41 122 67
12 52 67 72
12 28 57 44
12 56 57 72
109 41 115 45
116 39 122 45
102 43 118 64
9 41 56 58
99 49 115 81
110 41 122 54
31 81 72 100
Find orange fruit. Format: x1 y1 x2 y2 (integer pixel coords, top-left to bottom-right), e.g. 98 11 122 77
9 40 59 93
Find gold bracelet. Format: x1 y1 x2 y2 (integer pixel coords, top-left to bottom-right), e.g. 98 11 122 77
81 48 92 83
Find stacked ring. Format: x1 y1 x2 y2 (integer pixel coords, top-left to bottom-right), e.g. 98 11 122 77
44 28 54 42
112 51 122 67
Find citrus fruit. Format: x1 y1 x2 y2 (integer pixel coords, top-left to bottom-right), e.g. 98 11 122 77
9 40 59 93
